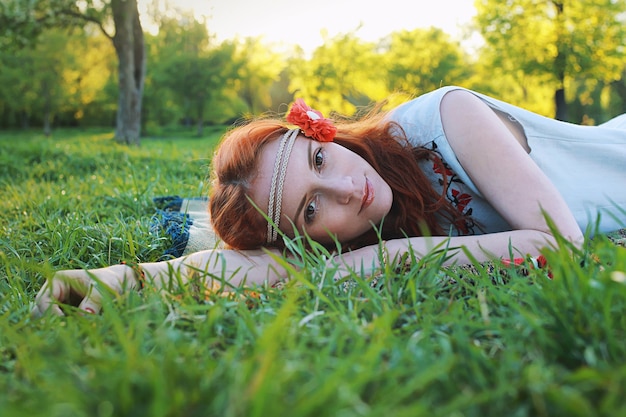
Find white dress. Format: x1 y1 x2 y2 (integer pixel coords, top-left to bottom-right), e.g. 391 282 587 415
390 86 626 236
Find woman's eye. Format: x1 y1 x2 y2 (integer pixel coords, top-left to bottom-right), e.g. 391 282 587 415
314 148 324 170
304 198 317 224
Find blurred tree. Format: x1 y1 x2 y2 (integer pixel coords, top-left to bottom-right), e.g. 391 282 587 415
33 30 72 135
0 29 78 133
0 0 146 145
381 28 471 98
148 12 211 130
269 68 296 114
475 0 626 121
290 31 387 116
234 37 286 114
0 50 39 129
150 13 242 135
468 41 557 117
143 32 179 132
69 28 118 127
158 45 242 135
0 0 82 50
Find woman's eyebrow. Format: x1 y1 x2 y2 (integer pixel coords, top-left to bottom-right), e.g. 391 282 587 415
294 140 313 224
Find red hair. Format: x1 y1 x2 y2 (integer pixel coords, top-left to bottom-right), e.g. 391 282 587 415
209 113 465 250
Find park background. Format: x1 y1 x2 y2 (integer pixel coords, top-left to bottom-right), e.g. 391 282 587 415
1 0 626 143
2 1 626 417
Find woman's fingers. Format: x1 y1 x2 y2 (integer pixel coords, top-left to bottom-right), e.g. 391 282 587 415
31 269 99 317
32 265 137 317
32 276 70 317
77 282 104 315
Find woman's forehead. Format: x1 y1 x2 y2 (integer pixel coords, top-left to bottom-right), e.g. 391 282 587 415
249 134 310 214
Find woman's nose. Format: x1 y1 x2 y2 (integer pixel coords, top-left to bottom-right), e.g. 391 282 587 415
325 176 357 204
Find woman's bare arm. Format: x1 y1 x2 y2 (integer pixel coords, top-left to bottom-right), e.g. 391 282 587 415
32 247 288 317
330 229 561 278
439 89 584 245
330 90 585 277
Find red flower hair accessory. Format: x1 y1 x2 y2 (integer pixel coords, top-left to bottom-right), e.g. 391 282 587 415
286 98 337 142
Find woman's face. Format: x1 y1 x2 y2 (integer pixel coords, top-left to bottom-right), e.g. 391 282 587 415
250 134 393 244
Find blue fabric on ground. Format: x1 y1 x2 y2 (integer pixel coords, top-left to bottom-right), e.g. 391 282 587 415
150 196 192 258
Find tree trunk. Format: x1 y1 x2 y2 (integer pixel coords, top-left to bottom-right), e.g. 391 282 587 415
554 88 568 121
553 0 568 121
20 111 29 129
183 98 192 128
43 111 51 137
196 101 204 136
111 0 145 146
42 79 52 137
611 69 626 114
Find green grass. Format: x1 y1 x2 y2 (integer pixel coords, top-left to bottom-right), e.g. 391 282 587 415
2 128 626 417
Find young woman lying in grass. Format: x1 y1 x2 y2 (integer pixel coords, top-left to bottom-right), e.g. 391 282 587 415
32 87 626 316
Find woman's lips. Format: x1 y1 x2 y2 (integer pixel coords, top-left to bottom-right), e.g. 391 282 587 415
360 176 374 213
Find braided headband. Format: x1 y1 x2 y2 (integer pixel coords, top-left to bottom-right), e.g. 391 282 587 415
266 128 299 244
265 99 337 244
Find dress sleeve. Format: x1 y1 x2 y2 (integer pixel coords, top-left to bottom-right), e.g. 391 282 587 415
389 86 484 198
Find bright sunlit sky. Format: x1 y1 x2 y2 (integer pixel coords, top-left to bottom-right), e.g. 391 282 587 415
140 0 479 54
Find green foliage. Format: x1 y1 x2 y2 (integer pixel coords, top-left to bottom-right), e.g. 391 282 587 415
0 29 78 133
2 130 626 416
156 43 241 128
1 0 625 132
146 14 245 132
383 28 471 97
474 0 626 120
0 2 118 130
0 0 91 50
235 37 287 114
289 31 388 116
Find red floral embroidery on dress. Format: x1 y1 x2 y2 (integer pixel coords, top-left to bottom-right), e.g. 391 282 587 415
433 161 453 177
502 255 553 279
426 141 476 235
450 189 472 213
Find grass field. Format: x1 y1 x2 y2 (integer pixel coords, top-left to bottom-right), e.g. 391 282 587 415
1 128 626 417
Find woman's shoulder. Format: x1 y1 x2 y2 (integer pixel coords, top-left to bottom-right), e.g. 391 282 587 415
390 86 473 120
389 86 470 146
398 85 466 106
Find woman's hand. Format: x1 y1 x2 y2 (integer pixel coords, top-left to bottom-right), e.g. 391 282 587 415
31 247 295 317
31 264 136 317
